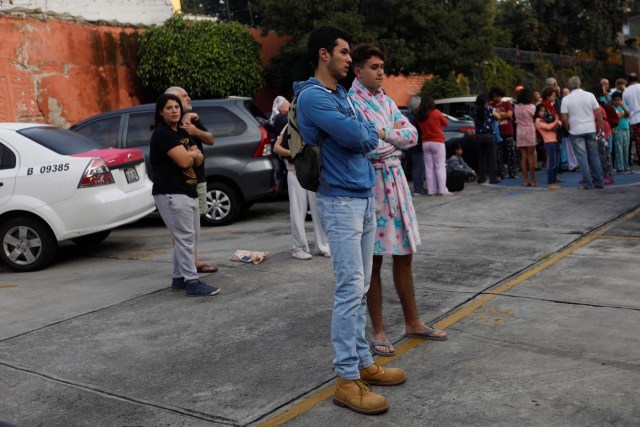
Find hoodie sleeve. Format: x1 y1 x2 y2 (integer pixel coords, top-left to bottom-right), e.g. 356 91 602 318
298 88 379 154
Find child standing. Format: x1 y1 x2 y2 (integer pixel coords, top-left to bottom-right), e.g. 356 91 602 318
534 104 563 190
597 103 615 184
612 91 632 174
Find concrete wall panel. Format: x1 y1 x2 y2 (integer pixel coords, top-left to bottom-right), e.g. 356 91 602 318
5 0 173 25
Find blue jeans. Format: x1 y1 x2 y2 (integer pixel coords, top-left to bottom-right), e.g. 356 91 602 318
316 194 375 380
544 143 558 184
569 133 604 189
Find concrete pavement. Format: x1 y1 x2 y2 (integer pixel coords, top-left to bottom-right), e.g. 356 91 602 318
1 180 639 426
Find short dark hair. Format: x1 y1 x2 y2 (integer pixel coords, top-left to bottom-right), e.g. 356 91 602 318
612 91 623 100
154 93 184 127
516 88 534 105
350 43 386 69
307 26 352 70
628 73 638 83
541 86 556 101
489 86 505 98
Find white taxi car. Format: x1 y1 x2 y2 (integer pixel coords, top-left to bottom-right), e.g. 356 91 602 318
0 123 155 272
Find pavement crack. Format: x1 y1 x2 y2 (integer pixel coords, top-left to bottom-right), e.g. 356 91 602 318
0 287 168 343
469 334 640 373
244 376 335 426
480 292 640 312
0 359 235 425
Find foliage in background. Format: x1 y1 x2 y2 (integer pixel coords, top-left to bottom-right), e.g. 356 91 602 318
137 15 263 99
496 0 627 59
253 0 500 95
418 72 468 100
250 0 628 98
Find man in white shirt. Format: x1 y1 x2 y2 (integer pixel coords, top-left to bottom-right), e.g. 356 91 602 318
622 73 640 165
560 76 605 189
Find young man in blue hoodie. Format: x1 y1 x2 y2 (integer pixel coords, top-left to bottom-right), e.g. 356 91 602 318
295 26 406 415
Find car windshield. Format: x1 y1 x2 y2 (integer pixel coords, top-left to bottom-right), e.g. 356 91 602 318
18 126 104 155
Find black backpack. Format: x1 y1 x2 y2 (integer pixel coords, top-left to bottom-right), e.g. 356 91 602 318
285 92 323 192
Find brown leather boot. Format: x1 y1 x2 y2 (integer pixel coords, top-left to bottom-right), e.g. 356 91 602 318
333 377 389 415
359 363 407 386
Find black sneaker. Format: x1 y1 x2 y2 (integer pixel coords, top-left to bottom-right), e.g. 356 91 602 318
171 277 185 290
185 279 220 297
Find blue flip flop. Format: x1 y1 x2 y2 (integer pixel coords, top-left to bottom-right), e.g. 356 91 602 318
369 341 396 357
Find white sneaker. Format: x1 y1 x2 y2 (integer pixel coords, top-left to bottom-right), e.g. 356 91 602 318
321 251 331 258
292 249 312 260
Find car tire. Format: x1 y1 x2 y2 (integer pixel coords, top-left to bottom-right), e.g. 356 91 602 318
0 216 58 272
202 181 242 226
71 230 111 246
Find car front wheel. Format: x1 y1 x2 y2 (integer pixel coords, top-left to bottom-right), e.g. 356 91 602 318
0 216 57 272
202 182 242 226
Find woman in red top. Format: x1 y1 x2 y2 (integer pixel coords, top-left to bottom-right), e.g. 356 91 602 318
417 96 449 195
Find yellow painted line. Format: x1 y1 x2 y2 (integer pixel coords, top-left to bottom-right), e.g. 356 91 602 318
0 285 18 288
257 206 640 427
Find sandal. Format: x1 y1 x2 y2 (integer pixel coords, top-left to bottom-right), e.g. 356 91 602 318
196 263 219 273
369 341 396 357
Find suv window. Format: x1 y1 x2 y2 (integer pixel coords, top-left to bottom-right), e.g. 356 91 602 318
73 116 120 148
437 102 474 121
198 107 247 137
243 100 267 122
127 112 154 148
0 143 16 169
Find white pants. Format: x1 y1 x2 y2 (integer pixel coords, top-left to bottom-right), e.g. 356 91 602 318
563 136 578 170
422 141 448 195
287 169 329 253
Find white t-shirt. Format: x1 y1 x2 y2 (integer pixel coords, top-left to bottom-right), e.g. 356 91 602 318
560 89 599 135
622 83 640 125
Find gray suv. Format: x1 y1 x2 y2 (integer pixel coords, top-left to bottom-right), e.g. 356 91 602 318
71 98 274 226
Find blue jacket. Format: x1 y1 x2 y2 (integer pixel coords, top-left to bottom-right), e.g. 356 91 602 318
294 78 379 198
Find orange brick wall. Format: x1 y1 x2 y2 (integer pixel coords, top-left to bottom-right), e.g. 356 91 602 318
382 74 431 108
0 14 430 124
0 14 144 127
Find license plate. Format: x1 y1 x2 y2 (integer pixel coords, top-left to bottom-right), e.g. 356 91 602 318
125 167 139 184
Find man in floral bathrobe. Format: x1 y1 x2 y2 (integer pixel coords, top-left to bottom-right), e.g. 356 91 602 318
348 43 448 360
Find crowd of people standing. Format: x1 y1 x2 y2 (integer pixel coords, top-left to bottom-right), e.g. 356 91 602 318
468 74 638 191
145 24 639 417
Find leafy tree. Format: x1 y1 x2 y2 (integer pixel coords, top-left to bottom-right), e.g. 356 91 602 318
496 0 627 58
253 0 501 95
137 15 263 98
419 72 468 100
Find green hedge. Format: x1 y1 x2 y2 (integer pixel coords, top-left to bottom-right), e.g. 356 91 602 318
137 15 264 98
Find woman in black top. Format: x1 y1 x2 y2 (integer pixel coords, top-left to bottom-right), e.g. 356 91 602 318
472 93 502 184
150 94 219 297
